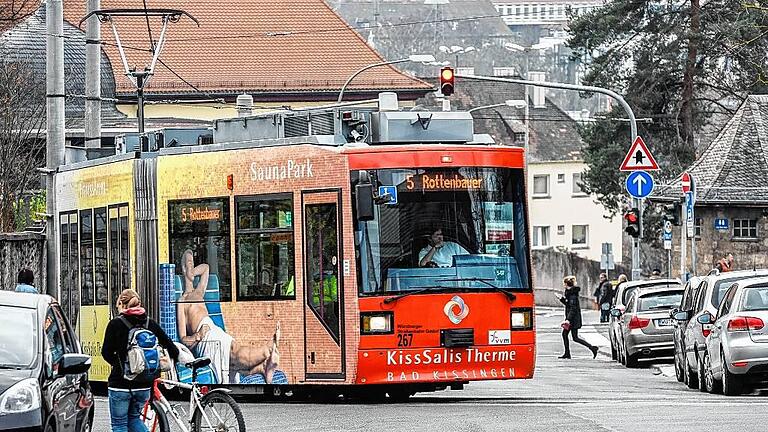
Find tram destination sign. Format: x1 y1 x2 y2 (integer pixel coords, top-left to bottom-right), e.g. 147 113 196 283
405 173 484 191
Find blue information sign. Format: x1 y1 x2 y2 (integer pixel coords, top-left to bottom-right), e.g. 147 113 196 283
714 218 729 231
625 171 654 199
378 186 398 205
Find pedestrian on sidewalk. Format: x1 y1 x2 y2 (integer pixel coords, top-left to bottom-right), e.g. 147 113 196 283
14 269 38 293
559 276 598 360
595 273 613 323
716 253 734 273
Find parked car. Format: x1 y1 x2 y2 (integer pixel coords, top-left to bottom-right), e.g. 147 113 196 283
671 275 703 383
0 291 93 432
611 285 684 367
609 278 681 361
699 277 768 395
671 269 768 390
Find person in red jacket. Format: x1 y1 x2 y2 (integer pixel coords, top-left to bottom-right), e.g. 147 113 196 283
102 289 179 432
716 253 734 273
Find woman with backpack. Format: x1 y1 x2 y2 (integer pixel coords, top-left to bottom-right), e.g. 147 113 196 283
102 289 179 432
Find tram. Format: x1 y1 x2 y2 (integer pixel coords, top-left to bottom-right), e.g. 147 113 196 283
54 93 535 397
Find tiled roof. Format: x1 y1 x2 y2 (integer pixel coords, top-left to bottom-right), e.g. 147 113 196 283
1 6 126 128
417 78 583 162
653 95 768 205
62 0 432 98
0 0 39 33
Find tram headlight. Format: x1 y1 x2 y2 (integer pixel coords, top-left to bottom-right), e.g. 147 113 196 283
361 312 393 334
510 308 533 330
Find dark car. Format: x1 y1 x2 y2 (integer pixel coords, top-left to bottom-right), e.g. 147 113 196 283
0 291 93 432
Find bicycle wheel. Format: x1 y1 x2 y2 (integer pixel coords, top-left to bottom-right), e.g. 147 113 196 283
192 391 245 432
141 399 170 432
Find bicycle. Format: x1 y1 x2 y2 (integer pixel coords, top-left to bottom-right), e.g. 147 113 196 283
141 357 246 432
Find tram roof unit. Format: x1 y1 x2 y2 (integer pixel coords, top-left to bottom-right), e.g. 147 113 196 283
60 94 503 171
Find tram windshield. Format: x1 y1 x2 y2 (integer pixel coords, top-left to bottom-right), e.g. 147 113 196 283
353 167 530 295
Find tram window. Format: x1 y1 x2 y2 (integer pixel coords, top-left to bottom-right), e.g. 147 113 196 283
60 215 70 319
94 207 108 305
120 208 130 298
80 209 94 306
235 195 295 300
69 215 79 324
169 198 232 302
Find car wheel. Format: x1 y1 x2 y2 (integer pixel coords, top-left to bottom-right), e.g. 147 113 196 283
703 352 722 394
611 340 618 361
722 350 744 396
674 351 685 382
44 421 55 432
80 415 92 432
685 356 698 389
624 347 638 368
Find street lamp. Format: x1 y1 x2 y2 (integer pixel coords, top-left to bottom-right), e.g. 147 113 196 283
439 45 476 69
467 99 527 113
337 54 436 103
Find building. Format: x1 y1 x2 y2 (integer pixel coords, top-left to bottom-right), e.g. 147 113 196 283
653 95 768 276
60 0 432 122
418 76 623 262
492 0 603 27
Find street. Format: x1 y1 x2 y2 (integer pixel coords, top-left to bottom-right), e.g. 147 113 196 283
91 308 768 431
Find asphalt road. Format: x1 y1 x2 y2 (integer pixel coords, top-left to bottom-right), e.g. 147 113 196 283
92 308 768 431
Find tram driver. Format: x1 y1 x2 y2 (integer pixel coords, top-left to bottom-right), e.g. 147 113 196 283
418 228 469 268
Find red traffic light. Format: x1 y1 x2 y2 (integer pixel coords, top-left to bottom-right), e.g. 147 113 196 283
440 67 455 96
624 208 640 238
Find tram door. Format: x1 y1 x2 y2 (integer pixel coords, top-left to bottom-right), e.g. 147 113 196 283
302 190 345 379
59 213 80 329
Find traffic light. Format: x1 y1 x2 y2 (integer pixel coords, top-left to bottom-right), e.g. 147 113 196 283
662 204 681 226
624 208 641 238
440 67 455 96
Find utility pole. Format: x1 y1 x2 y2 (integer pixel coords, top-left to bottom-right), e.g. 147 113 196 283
85 0 101 149
458 74 642 280
46 0 66 296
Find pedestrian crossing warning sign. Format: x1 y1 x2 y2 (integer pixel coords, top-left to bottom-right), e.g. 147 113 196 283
620 136 660 171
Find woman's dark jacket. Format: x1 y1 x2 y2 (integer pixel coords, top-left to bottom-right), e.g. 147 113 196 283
559 286 583 330
101 307 179 389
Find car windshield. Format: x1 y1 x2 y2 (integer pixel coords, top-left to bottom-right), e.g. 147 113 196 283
0 305 37 369
352 167 530 294
622 282 680 305
742 287 768 311
638 291 683 312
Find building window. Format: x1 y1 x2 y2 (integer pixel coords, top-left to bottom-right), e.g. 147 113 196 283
513 132 526 143
572 172 587 195
572 225 588 246
557 225 565 235
557 173 565 183
695 217 702 238
733 219 758 239
532 174 549 197
533 226 550 247
235 195 295 300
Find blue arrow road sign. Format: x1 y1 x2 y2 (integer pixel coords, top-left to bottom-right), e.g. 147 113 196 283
625 171 654 198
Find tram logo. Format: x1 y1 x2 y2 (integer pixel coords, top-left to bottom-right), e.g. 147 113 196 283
444 295 469 324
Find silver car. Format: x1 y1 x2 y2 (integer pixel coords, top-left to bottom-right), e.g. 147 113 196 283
701 277 768 395
612 285 684 367
609 279 681 362
673 269 768 390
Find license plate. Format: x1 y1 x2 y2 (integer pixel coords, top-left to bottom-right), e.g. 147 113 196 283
656 319 674 327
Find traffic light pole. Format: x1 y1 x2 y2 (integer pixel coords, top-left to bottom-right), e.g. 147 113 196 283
458 74 643 280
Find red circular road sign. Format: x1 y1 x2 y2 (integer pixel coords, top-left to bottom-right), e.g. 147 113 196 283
681 172 691 194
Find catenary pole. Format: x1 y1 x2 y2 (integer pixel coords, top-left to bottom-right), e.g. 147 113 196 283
84 0 101 149
46 0 66 296
458 74 642 280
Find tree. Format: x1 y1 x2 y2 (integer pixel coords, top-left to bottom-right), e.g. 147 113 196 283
568 0 768 215
0 53 46 232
